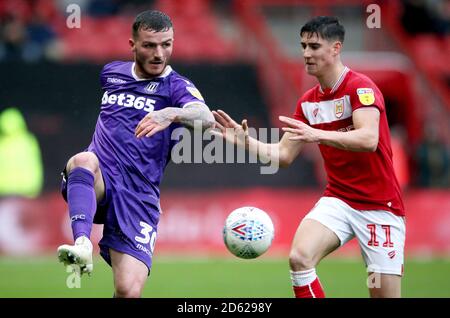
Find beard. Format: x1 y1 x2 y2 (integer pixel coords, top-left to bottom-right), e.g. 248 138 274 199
135 55 168 78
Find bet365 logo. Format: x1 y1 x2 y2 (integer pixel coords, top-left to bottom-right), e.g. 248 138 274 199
101 92 156 113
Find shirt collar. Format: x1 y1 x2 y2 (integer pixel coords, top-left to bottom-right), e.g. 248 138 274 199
319 66 349 94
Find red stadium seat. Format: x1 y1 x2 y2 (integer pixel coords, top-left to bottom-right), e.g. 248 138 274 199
154 0 234 61
56 0 234 62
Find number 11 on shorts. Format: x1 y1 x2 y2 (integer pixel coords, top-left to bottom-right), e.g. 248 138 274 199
367 224 394 247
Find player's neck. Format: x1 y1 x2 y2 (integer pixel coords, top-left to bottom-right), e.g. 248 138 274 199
133 63 146 79
317 62 345 91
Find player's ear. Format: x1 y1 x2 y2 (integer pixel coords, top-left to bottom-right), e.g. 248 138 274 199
129 38 136 52
332 41 342 56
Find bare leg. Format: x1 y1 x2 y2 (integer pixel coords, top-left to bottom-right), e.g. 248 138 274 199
289 218 341 298
110 249 149 298
289 218 341 271
368 273 402 298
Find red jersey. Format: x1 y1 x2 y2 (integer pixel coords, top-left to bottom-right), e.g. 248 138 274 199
293 68 405 216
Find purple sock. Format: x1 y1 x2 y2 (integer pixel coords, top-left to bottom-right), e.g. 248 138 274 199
67 167 96 241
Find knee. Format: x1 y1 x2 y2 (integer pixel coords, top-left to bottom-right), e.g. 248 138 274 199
114 279 144 298
289 248 317 271
67 152 99 174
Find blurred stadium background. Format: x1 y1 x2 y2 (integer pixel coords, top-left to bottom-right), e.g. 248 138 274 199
0 0 449 297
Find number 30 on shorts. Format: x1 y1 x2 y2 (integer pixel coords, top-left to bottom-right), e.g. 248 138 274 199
135 221 157 253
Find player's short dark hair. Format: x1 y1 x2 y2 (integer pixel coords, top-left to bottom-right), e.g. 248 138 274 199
132 10 173 38
300 16 345 43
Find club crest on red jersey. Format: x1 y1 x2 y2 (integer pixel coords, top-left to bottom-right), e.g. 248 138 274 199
334 99 344 118
313 107 319 117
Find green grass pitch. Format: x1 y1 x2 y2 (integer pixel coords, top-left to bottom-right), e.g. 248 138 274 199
0 256 449 298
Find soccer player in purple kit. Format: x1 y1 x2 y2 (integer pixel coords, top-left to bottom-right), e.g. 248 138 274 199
57 10 214 297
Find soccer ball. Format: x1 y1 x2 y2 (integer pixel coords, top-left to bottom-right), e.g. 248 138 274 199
223 207 275 259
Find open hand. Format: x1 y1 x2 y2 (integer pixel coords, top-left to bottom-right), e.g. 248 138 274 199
279 116 321 143
211 110 249 148
135 109 175 138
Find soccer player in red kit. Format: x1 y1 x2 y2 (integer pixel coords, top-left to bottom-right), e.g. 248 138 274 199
213 16 405 298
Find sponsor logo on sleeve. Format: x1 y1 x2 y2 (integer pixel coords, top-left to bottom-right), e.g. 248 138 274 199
186 86 204 101
356 88 375 105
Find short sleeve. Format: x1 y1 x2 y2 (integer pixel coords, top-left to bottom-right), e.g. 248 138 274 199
293 97 310 124
99 61 122 90
350 81 385 113
170 77 207 109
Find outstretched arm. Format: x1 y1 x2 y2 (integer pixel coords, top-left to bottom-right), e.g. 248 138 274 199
135 103 215 138
212 110 303 168
279 107 380 152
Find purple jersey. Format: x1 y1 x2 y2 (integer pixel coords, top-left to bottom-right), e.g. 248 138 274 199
88 61 206 211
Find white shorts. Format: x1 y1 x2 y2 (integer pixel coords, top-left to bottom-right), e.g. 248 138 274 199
304 196 406 276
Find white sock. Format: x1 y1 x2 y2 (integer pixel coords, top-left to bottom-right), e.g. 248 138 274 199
290 268 317 286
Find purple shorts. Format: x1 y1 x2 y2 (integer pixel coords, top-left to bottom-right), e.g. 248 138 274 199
61 168 161 274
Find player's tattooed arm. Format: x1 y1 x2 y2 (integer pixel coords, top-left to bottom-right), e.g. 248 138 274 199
173 102 215 129
135 103 214 138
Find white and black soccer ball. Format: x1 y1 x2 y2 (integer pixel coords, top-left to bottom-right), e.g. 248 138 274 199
223 207 275 259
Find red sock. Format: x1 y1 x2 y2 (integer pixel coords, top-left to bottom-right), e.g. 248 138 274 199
293 277 326 298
